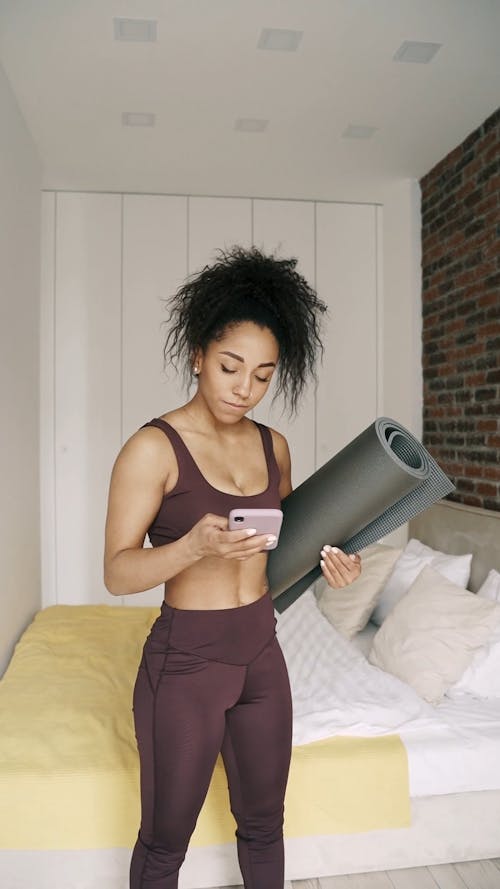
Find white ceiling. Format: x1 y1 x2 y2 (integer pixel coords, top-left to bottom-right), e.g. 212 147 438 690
1 0 499 200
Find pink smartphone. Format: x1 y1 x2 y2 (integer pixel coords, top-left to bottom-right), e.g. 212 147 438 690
228 508 283 550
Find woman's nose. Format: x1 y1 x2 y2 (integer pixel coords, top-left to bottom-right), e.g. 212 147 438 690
233 375 252 398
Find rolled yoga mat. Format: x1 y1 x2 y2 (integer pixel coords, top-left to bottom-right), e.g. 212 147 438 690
268 416 455 613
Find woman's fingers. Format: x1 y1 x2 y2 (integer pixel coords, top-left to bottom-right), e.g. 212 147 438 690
188 515 270 559
200 515 278 557
320 554 343 587
320 545 362 588
223 534 276 559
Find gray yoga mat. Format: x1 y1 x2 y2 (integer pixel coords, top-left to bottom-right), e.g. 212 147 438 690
268 416 455 613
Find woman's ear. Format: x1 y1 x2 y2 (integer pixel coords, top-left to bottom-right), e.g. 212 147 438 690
191 350 203 376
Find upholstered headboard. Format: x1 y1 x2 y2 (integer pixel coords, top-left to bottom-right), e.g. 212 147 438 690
409 499 500 593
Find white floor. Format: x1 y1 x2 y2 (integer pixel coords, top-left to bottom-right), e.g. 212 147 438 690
217 859 500 889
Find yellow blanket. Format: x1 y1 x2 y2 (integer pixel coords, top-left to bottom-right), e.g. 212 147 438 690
0 605 410 849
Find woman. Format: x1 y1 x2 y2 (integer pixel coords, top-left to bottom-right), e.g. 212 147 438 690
104 246 362 889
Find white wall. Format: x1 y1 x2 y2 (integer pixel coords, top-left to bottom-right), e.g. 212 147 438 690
40 186 422 606
0 63 42 676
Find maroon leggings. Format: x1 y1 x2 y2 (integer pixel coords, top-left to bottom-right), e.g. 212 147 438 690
130 591 293 889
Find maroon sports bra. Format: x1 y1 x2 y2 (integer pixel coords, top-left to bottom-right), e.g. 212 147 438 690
141 418 282 546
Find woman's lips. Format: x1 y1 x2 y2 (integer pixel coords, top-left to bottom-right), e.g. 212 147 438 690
223 400 247 410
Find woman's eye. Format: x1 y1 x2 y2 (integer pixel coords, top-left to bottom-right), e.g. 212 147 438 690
221 364 270 383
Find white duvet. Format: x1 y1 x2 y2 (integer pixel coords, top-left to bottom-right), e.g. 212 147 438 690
276 589 500 797
276 589 437 745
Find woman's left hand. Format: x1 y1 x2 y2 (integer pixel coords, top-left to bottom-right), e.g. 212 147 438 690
320 545 362 589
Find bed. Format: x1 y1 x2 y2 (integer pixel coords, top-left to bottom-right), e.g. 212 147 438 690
1 498 499 888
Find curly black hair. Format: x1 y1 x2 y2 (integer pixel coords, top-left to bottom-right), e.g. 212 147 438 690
162 245 327 414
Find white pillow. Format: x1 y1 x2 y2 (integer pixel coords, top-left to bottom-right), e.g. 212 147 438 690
371 537 472 626
368 565 500 704
315 543 402 639
476 568 500 603
450 569 500 698
450 623 500 699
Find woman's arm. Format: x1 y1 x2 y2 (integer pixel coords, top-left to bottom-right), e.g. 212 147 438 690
104 429 271 596
103 429 199 595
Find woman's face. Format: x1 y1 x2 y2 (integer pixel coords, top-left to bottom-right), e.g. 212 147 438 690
194 321 279 422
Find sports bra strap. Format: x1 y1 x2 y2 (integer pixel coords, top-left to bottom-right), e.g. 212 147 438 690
141 417 280 489
253 422 280 482
140 417 197 475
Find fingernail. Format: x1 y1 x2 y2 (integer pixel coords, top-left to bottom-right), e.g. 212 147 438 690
320 549 326 559
323 544 331 552
349 554 357 561
320 559 325 569
332 546 339 554
246 528 257 536
267 535 277 543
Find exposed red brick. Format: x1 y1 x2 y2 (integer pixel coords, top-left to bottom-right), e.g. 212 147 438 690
447 462 464 475
477 129 500 156
461 495 483 507
445 319 466 333
485 173 500 194
476 482 498 497
483 466 500 480
456 265 496 287
454 179 477 202
484 208 500 231
462 464 484 478
477 322 500 338
429 270 447 286
465 372 487 386
463 342 488 357
475 194 499 216
463 157 484 180
478 292 500 307
478 419 499 431
446 231 466 251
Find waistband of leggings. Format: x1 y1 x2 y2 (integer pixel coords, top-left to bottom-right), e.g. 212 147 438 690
151 590 276 665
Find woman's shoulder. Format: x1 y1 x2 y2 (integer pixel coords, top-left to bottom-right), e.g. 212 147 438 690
258 422 288 447
115 419 177 480
259 424 292 497
259 424 290 466
133 406 190 441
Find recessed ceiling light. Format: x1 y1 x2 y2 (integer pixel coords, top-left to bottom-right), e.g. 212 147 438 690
342 124 377 140
393 41 442 63
122 112 156 127
113 18 157 42
234 118 269 133
257 28 303 52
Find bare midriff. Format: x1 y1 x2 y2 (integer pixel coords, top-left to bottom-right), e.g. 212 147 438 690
164 552 269 610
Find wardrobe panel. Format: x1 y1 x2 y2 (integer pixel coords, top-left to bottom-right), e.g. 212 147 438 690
55 193 122 605
122 195 189 607
315 203 378 469
252 200 316 487
188 196 251 274
253 200 315 283
122 195 188 440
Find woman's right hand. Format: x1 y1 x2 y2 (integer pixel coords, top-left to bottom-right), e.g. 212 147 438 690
186 514 274 561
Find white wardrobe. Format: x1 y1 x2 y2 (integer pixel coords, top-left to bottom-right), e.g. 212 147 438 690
41 193 382 607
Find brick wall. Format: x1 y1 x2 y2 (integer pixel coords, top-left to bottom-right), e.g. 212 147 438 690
420 107 500 512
